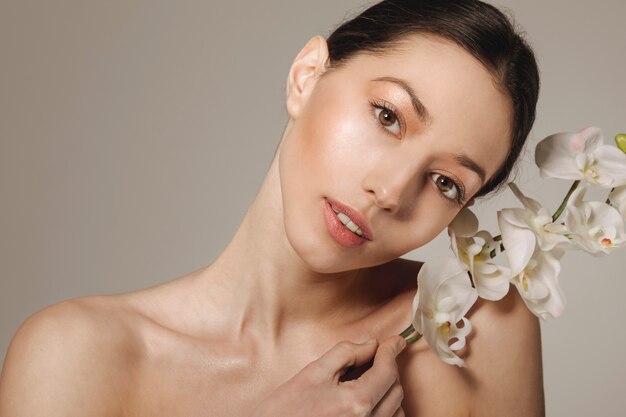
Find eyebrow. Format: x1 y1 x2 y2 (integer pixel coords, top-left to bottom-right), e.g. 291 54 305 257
452 153 486 184
372 76 431 123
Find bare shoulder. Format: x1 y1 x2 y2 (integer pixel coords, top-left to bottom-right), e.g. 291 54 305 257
399 286 544 417
463 287 544 416
0 295 141 417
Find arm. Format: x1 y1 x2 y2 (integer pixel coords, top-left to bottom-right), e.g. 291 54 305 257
0 300 128 417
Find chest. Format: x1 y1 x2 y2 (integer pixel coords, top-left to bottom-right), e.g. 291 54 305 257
121 285 468 417
123 339 310 417
121 342 469 417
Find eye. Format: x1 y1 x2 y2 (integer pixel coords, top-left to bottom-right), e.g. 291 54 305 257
372 102 401 135
431 173 465 205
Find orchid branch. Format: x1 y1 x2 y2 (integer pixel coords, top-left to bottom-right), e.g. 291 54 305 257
399 128 626 366
552 180 581 222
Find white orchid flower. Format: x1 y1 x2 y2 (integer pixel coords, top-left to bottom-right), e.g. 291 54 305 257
609 185 626 220
535 127 626 187
412 257 478 367
456 231 511 301
449 209 511 301
564 187 626 254
511 249 566 320
497 183 570 276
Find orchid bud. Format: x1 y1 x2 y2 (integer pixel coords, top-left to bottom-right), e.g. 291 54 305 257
615 133 626 154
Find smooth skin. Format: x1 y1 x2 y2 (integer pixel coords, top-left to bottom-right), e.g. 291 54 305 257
0 35 544 417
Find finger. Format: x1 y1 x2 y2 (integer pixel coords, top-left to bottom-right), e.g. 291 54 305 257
391 407 405 417
370 381 404 417
359 336 406 402
338 357 373 382
312 339 379 380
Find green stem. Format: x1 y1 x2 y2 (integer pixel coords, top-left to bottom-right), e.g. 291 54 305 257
400 324 422 345
606 187 615 205
399 324 415 339
552 180 580 222
399 323 423 345
467 271 475 288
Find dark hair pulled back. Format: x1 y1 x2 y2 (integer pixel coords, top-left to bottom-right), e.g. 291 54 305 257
326 0 540 198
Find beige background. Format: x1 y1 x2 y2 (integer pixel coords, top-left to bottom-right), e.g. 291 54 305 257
1 0 624 415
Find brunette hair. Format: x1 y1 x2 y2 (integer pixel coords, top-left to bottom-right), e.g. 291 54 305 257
326 0 539 198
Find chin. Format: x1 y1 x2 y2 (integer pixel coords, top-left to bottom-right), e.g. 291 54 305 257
285 224 397 274
285 227 352 273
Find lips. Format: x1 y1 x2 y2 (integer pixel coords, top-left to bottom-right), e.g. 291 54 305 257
323 198 373 248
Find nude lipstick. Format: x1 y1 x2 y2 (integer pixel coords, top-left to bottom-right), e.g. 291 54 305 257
323 198 373 248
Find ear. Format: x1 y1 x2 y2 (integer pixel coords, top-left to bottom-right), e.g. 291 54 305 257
285 35 330 119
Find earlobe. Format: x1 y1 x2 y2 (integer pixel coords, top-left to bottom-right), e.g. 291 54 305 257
285 35 330 119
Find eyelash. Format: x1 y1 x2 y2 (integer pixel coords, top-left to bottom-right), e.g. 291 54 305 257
369 99 404 137
368 98 466 207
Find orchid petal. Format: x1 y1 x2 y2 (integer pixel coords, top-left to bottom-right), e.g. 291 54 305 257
512 250 566 319
609 185 626 219
448 318 472 351
472 264 511 301
478 262 498 274
580 127 604 149
498 209 536 276
594 146 626 187
508 183 543 213
535 132 585 180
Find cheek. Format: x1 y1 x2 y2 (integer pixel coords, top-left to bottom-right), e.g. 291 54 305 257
381 197 458 258
276 93 377 271
285 96 376 184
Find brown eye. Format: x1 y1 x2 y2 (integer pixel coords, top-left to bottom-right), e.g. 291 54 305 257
378 108 397 126
436 175 453 191
373 105 401 135
431 173 460 202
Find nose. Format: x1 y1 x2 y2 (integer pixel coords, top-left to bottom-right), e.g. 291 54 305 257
362 160 419 215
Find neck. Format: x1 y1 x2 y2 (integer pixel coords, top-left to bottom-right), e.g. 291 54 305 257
202 151 377 344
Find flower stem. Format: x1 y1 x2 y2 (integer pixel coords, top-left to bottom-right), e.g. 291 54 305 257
552 180 580 222
606 187 615 205
399 323 423 345
399 324 415 339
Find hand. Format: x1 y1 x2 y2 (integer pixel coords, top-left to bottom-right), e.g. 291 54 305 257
250 336 407 417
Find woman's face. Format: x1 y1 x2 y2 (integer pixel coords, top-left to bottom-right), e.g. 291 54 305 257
278 35 512 273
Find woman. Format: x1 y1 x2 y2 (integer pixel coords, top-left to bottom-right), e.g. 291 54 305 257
0 0 543 416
